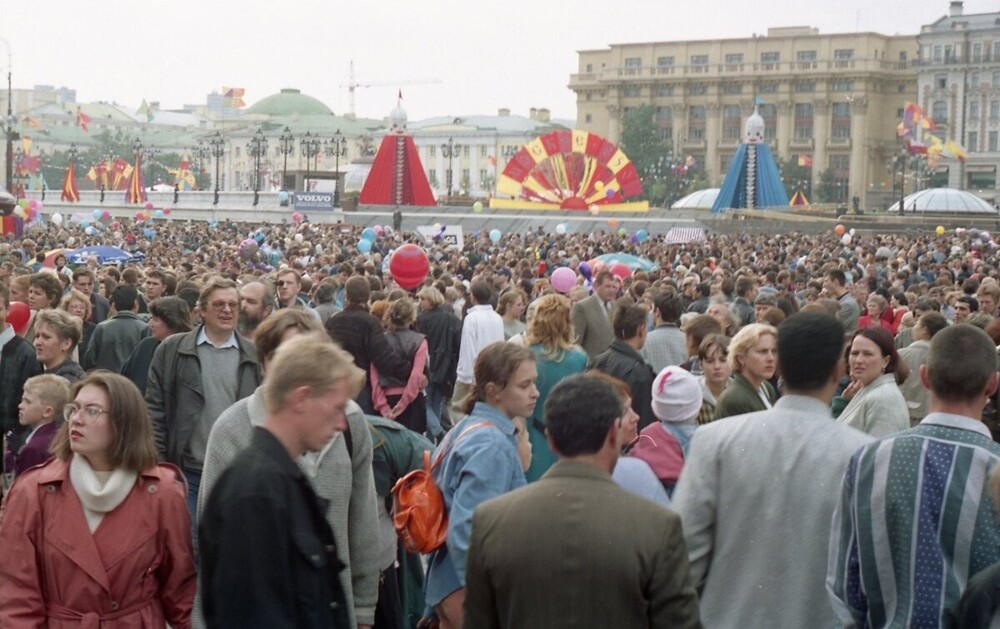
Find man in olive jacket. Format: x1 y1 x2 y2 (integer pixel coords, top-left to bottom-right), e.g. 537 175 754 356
464 375 700 628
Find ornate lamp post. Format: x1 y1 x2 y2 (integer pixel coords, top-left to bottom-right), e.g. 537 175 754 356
326 129 347 207
440 137 460 200
300 131 321 192
207 132 225 205
278 126 294 191
145 145 161 189
246 127 268 206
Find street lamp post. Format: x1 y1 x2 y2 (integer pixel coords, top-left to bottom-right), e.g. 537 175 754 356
326 129 347 207
144 146 161 190
246 127 268 206
209 132 225 205
440 137 459 201
300 132 321 192
278 126 294 191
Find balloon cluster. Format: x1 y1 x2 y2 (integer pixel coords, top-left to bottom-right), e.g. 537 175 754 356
13 198 42 221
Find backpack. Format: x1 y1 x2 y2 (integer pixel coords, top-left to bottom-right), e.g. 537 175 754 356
391 421 492 554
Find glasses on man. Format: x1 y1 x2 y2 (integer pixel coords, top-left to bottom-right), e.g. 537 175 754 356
207 301 240 312
64 403 110 422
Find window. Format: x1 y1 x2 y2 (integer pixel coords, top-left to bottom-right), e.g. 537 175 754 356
932 100 948 123
461 168 470 183
691 54 709 65
657 56 675 67
655 106 672 121
994 69 1000 86
624 57 642 68
831 81 853 92
584 113 592 123
622 86 641 97
968 132 978 152
429 168 436 182
688 105 706 140
623 106 636 116
834 49 854 60
935 73 947 89
429 145 436 157
995 42 1000 61
687 85 707 95
831 102 851 139
933 45 942 62
758 83 778 93
971 101 980 119
944 44 955 61
898 84 906 93
659 127 673 141
463 146 469 158
992 100 1000 118
794 103 813 139
725 53 744 64
479 169 488 184
480 146 488 157
722 105 742 140
585 64 592 72
655 107 672 141
723 84 742 95
973 43 983 62
657 86 674 96
794 82 815 92
760 51 780 63
797 50 817 61
760 104 777 140
972 72 981 88
830 154 850 172
990 131 998 152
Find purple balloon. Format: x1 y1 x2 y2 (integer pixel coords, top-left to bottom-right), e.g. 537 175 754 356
579 261 592 281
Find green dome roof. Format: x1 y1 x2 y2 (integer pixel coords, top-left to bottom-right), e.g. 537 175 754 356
246 88 333 116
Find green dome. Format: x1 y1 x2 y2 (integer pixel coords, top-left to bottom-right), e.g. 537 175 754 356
246 88 333 116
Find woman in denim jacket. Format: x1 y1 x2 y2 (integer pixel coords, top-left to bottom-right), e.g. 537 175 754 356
425 342 537 629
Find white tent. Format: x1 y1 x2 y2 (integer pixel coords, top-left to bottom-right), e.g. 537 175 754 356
890 188 997 214
671 188 720 209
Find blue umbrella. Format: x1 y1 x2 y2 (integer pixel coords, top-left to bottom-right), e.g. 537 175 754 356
67 245 144 265
595 253 658 272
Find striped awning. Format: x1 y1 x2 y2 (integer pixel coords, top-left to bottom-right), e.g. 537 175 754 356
664 227 706 244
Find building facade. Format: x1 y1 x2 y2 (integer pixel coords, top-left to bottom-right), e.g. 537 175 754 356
570 26 918 208
917 1 1000 200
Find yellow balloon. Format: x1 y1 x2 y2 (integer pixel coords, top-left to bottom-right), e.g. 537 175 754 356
936 225 945 236
595 181 605 191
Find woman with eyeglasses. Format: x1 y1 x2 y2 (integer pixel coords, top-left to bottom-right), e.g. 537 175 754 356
0 372 196 628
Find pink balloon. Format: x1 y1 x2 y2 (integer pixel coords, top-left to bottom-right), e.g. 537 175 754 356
550 267 577 293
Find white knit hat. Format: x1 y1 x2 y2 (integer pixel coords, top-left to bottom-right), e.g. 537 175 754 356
651 366 703 423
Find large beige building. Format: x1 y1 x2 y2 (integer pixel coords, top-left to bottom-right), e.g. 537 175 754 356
570 26 918 207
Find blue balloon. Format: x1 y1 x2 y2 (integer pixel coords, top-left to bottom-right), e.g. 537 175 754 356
358 238 372 253
254 231 266 244
636 229 649 242
208 219 219 228
489 229 502 243
361 227 377 242
143 227 156 239
80 219 91 229
154 209 165 219
278 190 290 202
91 209 101 220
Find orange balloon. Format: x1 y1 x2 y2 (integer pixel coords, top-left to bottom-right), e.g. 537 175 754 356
834 224 846 236
608 218 619 229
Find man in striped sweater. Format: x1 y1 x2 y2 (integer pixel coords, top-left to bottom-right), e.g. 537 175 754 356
828 323 1000 628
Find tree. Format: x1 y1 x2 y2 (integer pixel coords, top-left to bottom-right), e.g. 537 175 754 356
619 104 667 190
815 168 838 203
775 154 812 199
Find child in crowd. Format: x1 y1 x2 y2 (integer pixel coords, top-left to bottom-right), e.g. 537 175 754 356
3 374 70 489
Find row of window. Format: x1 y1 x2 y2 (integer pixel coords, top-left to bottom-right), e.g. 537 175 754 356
622 49 854 68
643 102 851 141
619 80 864 98
926 42 1000 63
425 169 494 186
423 145 497 158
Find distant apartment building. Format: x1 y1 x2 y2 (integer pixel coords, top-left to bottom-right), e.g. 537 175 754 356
570 26 917 207
917 1 1000 199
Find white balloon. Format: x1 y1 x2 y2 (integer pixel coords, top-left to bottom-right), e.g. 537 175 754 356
294 233 304 243
556 224 567 235
51 213 64 226
841 234 852 245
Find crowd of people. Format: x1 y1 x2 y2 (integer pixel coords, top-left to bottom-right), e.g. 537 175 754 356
0 213 1000 626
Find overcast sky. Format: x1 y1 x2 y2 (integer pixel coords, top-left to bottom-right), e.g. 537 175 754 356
0 0 983 122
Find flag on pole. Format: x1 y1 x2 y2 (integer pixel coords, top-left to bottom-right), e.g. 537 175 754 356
797 155 813 167
76 107 91 132
61 162 80 202
222 87 245 108
21 116 41 129
137 99 154 122
124 153 146 204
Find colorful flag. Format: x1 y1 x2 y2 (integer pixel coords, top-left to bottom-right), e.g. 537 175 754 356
76 107 91 132
124 153 146 204
61 162 80 202
137 99 153 123
222 87 246 108
487 155 497 167
797 155 813 167
21 116 41 129
945 140 968 161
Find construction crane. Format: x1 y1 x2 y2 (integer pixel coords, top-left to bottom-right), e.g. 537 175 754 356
340 61 441 116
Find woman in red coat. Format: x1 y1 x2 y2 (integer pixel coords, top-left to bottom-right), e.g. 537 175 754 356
0 372 195 628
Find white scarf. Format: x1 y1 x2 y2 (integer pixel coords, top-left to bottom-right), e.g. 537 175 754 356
69 455 137 532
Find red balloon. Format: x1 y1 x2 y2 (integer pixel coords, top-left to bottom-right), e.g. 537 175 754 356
7 301 30 336
609 262 632 280
389 244 430 290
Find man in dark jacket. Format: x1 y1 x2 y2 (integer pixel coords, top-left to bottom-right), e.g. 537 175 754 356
0 285 43 478
326 276 409 415
200 333 355 628
72 268 110 323
83 284 150 372
415 286 461 439
589 303 656 430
